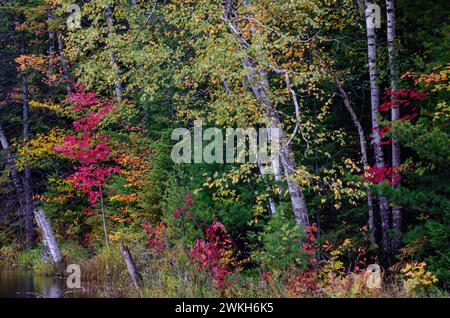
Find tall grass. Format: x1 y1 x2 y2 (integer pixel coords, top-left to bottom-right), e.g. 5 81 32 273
2 241 448 298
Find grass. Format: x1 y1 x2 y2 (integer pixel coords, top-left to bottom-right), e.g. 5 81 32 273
1 240 448 298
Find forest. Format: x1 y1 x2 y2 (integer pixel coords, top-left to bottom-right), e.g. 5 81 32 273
0 0 448 298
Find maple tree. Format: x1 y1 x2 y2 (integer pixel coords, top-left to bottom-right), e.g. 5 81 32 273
55 84 119 246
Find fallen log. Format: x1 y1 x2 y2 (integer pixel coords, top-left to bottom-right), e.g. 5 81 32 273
34 209 63 267
119 243 142 293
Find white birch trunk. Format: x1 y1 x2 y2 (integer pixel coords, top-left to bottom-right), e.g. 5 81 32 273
386 0 402 251
365 0 391 252
34 209 63 265
0 122 27 225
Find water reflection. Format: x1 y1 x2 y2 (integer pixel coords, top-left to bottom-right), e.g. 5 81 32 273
0 266 95 298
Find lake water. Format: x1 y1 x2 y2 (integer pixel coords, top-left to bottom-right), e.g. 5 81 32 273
0 266 97 298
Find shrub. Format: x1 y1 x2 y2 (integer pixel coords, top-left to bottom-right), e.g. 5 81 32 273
189 222 237 291
252 214 308 272
0 245 18 265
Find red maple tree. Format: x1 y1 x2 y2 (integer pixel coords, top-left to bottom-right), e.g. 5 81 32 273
55 84 119 246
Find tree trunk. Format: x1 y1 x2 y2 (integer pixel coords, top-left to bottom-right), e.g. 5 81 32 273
19 46 35 243
22 158 35 243
34 209 63 267
316 50 376 240
105 4 123 104
119 243 142 292
99 187 109 249
334 79 376 242
0 122 27 225
222 1 309 227
365 0 390 252
222 78 277 215
57 34 74 93
386 0 402 252
244 58 309 227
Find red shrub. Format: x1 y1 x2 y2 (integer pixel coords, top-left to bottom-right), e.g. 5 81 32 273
189 222 236 290
54 84 119 206
142 222 167 255
362 165 402 186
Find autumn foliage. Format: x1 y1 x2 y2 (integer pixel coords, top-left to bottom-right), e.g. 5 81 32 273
55 84 119 205
189 222 236 290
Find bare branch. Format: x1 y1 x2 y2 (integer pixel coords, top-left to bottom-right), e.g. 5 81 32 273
263 63 310 158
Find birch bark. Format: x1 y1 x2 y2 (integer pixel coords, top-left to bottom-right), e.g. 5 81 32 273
365 0 391 251
386 0 402 251
0 122 26 225
34 209 63 266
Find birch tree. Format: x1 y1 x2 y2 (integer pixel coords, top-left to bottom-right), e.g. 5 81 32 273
0 122 27 229
221 0 309 228
365 0 391 252
386 0 402 251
